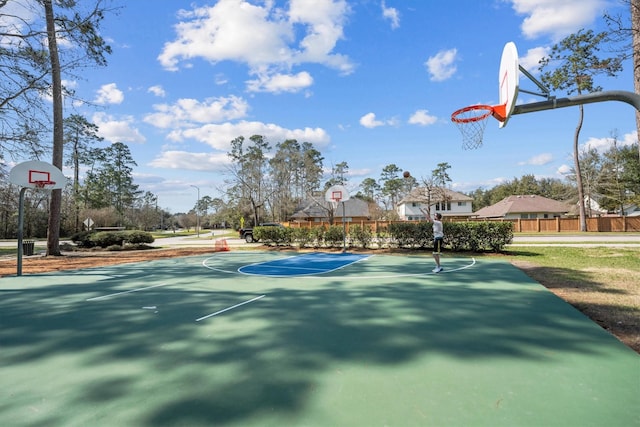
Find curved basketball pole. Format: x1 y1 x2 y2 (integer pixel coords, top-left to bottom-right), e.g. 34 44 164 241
513 90 640 115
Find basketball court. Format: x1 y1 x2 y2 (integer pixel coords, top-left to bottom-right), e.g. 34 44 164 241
1 251 638 426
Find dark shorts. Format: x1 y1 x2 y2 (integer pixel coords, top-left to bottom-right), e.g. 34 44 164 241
433 237 443 254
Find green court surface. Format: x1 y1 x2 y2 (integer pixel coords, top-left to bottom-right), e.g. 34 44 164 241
1 251 638 427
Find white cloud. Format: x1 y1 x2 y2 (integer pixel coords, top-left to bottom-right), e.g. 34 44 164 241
143 96 249 129
583 131 639 152
381 1 400 29
148 85 166 97
557 164 572 175
518 153 553 166
167 120 330 151
92 112 146 143
158 0 353 92
509 0 607 40
94 83 124 105
149 151 231 171
425 48 458 82
359 112 385 128
246 71 313 93
408 110 437 126
519 46 550 72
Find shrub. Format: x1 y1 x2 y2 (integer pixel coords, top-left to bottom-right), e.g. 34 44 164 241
324 225 345 248
84 230 154 249
90 231 125 248
123 230 154 245
254 225 292 246
387 222 416 248
349 224 373 249
71 231 95 248
294 227 313 248
310 226 325 248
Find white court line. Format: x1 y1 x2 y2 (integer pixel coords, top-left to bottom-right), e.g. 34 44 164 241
196 295 266 322
86 283 170 301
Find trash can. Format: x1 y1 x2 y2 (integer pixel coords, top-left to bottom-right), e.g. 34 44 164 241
22 240 35 256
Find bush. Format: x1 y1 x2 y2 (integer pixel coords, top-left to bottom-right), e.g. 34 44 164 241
310 226 325 248
387 222 417 248
294 227 313 248
90 231 125 248
349 224 373 249
324 225 345 248
71 231 95 248
80 230 155 249
254 225 292 246
384 221 513 253
124 230 155 245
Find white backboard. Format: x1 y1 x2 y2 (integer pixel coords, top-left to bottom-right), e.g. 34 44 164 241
498 41 519 128
9 160 67 190
325 184 350 203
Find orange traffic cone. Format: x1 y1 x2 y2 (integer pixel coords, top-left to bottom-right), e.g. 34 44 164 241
214 238 230 252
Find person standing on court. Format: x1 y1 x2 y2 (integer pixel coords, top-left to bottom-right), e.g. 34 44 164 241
425 211 444 273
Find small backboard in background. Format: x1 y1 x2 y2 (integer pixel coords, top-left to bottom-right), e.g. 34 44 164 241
9 160 67 190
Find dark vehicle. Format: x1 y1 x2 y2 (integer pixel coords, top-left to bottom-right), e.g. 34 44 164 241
238 222 283 243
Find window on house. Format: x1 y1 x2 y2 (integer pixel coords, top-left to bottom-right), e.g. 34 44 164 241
437 201 451 211
458 201 466 206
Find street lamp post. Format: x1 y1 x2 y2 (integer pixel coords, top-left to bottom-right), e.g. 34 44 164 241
190 185 200 237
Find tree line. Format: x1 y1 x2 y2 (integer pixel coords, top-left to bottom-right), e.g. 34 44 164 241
1 124 637 239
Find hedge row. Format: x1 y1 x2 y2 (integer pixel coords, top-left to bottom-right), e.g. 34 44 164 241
254 221 513 252
71 230 155 249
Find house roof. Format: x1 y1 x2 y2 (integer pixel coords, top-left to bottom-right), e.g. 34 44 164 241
474 195 572 218
291 197 370 219
398 187 473 204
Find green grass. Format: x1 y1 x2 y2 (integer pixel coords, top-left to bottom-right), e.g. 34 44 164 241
505 246 640 269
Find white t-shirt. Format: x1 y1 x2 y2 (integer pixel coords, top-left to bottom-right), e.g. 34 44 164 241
433 220 444 238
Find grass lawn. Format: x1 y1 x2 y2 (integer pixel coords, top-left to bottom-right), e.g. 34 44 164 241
504 247 639 353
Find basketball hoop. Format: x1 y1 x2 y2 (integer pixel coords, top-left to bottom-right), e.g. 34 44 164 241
330 194 341 210
32 180 56 190
451 104 506 150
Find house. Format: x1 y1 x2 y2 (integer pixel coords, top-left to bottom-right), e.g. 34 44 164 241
396 188 474 220
291 197 371 223
581 197 640 217
473 195 571 219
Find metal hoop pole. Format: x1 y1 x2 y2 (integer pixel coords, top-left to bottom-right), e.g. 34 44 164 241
513 90 640 115
17 187 27 276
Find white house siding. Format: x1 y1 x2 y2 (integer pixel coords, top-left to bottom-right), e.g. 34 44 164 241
398 200 473 220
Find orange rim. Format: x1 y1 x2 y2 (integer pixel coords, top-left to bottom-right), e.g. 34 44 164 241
450 105 493 123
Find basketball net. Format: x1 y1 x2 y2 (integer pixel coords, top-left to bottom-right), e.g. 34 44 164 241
330 197 341 211
451 104 506 150
32 180 56 190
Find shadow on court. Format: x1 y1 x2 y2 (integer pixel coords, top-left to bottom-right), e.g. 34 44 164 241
0 253 637 426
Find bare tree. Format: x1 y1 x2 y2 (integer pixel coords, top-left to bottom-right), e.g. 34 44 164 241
1 0 114 254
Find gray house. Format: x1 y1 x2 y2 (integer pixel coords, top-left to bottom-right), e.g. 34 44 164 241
291 197 371 223
474 195 572 219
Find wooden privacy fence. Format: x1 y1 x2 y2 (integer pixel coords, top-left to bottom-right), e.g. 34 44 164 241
284 216 640 233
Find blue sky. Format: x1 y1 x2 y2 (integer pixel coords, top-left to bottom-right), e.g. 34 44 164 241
22 1 640 212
